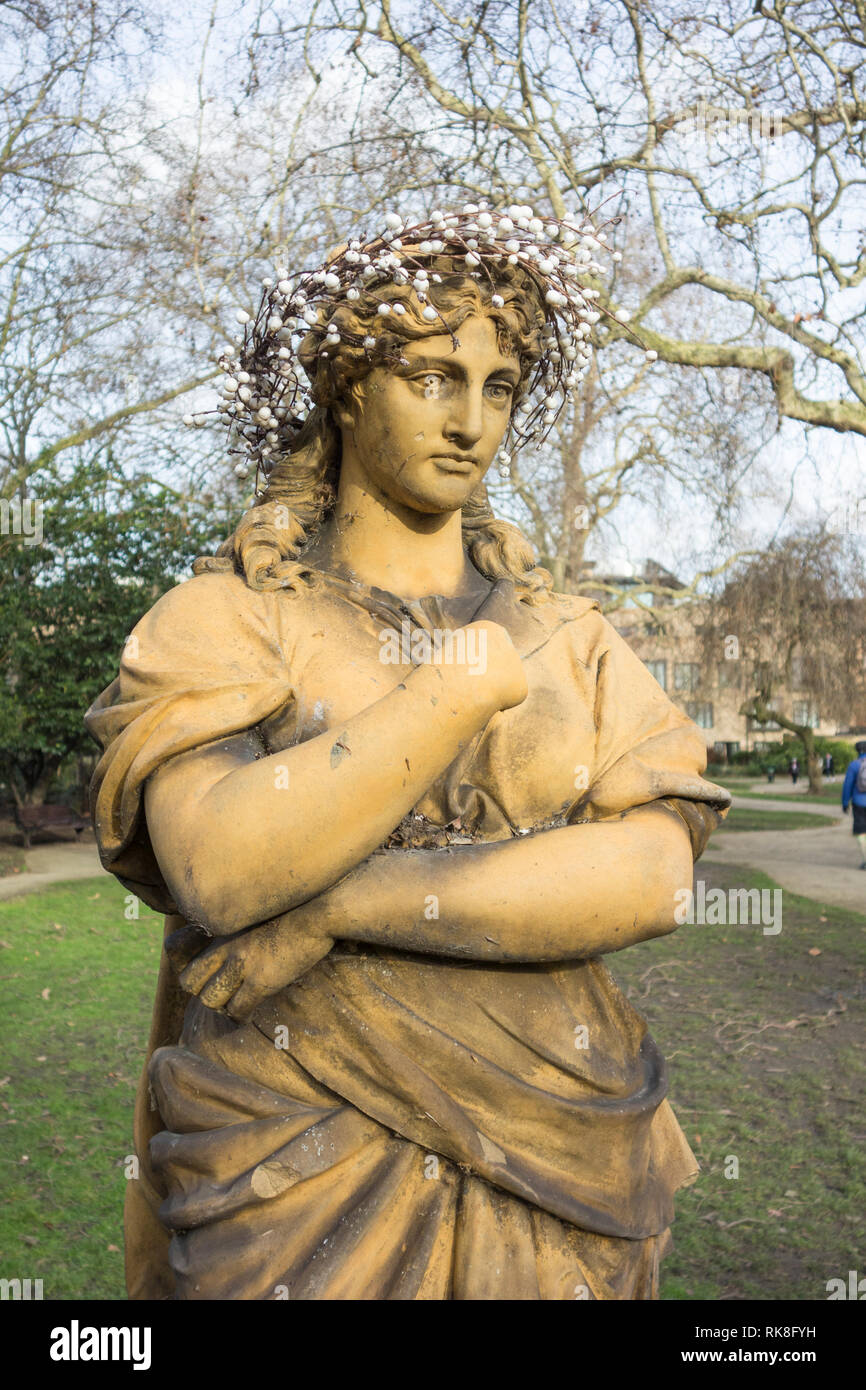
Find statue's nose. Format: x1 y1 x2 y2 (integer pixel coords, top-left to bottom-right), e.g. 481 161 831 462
443 387 484 447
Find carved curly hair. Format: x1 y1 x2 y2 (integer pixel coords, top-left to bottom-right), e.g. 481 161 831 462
194 259 554 603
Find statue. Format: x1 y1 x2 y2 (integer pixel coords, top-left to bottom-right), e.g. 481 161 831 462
85 202 730 1300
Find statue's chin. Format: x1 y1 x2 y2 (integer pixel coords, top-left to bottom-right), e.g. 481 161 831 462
394 471 484 517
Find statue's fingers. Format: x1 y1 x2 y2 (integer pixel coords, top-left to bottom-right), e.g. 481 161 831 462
183 942 240 995
198 957 245 1010
224 980 264 1023
178 949 226 996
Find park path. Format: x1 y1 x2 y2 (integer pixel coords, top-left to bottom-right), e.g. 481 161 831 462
0 841 108 902
737 775 844 799
704 790 866 916
728 794 842 816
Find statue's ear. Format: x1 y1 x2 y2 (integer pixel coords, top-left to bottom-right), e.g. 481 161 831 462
332 380 365 433
332 399 355 432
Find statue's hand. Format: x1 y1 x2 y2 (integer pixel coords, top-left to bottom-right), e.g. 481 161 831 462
175 914 334 1021
433 620 528 714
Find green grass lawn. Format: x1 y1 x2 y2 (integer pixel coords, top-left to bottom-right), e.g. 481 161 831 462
610 861 866 1301
0 877 162 1299
1 868 863 1302
0 844 26 877
718 808 837 831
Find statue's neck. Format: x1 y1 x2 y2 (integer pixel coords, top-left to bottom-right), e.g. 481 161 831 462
304 478 489 604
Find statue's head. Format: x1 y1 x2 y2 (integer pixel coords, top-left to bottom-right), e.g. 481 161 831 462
194 204 632 597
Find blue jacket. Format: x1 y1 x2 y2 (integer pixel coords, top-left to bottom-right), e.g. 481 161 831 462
842 757 866 809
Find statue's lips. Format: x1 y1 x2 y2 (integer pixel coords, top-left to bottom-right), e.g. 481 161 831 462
430 456 477 475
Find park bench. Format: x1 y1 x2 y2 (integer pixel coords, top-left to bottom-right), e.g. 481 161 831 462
14 804 91 849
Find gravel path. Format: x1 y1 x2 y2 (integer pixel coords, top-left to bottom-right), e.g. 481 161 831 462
705 793 866 915
0 841 108 902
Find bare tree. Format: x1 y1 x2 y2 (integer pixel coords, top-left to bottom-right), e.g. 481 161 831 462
236 0 865 595
0 0 447 502
0 1 217 493
254 0 866 433
702 529 866 792
503 350 775 592
6 0 862 607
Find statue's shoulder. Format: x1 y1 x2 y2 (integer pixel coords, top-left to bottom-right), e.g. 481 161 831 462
130 567 322 659
536 587 634 666
544 588 602 623
132 567 258 632
538 586 606 639
140 566 317 622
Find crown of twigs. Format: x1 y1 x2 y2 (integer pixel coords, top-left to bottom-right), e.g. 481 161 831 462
184 200 654 490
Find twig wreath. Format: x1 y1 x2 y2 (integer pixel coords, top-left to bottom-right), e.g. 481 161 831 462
185 200 653 490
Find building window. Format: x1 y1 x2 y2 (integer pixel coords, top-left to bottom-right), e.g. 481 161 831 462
645 659 667 689
792 700 819 728
718 661 740 689
747 715 780 732
674 662 701 693
752 661 773 690
686 701 714 729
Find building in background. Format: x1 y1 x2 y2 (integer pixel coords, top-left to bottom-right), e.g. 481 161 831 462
586 559 865 761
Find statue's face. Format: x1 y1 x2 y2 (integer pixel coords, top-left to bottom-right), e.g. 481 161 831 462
336 314 521 514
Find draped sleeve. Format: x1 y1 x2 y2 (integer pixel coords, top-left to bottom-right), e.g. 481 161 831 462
84 571 299 913
574 613 731 857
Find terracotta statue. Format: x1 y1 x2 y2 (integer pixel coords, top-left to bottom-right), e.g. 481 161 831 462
86 203 729 1300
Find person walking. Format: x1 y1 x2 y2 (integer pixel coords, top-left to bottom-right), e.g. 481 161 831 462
789 756 799 785
842 741 866 869
823 751 834 777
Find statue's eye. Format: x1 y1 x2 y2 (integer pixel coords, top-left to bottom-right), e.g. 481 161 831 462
486 381 512 400
420 373 444 399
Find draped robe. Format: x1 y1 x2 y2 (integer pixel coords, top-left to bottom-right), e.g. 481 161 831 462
85 566 730 1300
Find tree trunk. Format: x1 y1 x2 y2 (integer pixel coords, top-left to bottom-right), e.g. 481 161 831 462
4 753 64 808
800 726 822 796
739 697 823 794
24 768 60 807
562 385 593 594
